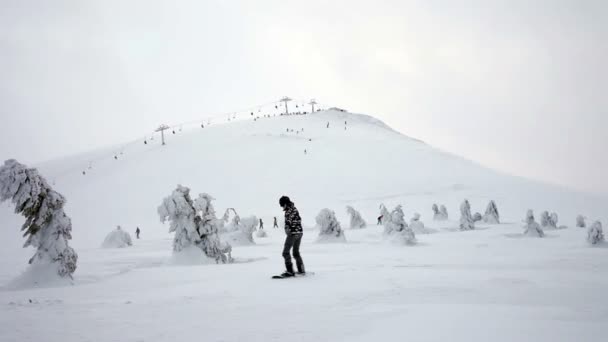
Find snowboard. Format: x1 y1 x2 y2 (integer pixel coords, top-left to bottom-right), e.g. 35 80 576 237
271 272 314 279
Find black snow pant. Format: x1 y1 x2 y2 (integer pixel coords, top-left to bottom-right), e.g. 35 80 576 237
283 234 304 273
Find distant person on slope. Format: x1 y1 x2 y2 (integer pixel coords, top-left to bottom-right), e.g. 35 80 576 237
259 218 264 230
273 216 279 229
279 196 305 277
135 227 140 239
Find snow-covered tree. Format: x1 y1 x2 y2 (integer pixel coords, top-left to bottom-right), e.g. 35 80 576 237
101 226 133 248
439 205 448 220
523 210 544 237
256 227 268 238
459 199 475 231
379 204 389 224
587 221 604 245
158 187 231 263
222 208 240 232
223 215 257 246
346 206 366 229
409 213 434 234
383 205 416 244
472 212 482 222
158 185 199 252
576 215 586 228
316 208 346 242
483 200 500 224
432 204 448 221
193 193 232 263
0 159 78 278
540 211 551 228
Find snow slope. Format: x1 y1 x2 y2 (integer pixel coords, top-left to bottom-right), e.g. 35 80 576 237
1 109 607 341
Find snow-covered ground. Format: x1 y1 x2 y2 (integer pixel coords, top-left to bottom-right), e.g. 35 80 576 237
1 109 607 341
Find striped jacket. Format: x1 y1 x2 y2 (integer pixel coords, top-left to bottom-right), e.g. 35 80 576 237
284 204 303 235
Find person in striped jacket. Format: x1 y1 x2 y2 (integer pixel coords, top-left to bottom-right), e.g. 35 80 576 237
279 196 305 277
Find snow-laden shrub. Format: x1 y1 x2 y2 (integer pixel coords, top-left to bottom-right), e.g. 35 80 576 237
472 212 482 222
483 200 500 224
0 159 77 279
540 211 565 230
222 208 240 232
256 228 268 238
158 186 231 263
101 226 133 248
587 221 604 245
193 193 232 263
576 215 586 228
379 204 389 224
315 208 346 243
439 205 448 220
223 215 257 246
540 211 551 228
523 210 544 237
432 203 448 221
410 213 435 234
384 205 416 245
346 206 366 229
459 200 475 231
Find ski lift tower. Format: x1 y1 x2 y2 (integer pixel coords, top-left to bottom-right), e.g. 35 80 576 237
155 124 170 145
308 99 317 113
280 96 292 115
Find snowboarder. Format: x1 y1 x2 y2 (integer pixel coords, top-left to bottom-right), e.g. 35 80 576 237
273 216 279 229
259 218 264 230
135 227 140 239
279 196 305 277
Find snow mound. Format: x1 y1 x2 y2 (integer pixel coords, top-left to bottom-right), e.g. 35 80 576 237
101 227 133 248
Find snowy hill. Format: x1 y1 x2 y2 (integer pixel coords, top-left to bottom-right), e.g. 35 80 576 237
1 109 607 341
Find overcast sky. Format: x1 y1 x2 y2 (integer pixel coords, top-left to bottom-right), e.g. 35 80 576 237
1 0 606 194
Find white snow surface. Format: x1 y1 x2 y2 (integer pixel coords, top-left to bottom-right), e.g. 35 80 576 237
1 109 608 341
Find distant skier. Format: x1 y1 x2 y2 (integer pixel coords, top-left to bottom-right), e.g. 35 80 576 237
135 227 141 239
377 215 383 225
304 149 307 154
273 216 279 229
279 196 305 277
259 218 264 230
326 122 330 128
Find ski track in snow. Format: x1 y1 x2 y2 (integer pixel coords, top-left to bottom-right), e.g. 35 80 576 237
1 110 607 341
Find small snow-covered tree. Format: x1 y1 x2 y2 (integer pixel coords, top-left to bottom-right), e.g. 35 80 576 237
432 203 448 221
440 205 448 219
158 187 231 263
316 208 346 242
158 185 199 252
483 200 500 224
523 210 544 237
459 199 475 231
193 193 232 263
587 221 604 245
472 212 482 222
540 211 551 228
222 208 240 232
576 215 586 228
256 227 268 238
379 204 389 224
0 159 78 278
384 205 416 244
346 206 366 229
410 213 434 234
223 215 257 246
101 226 133 248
